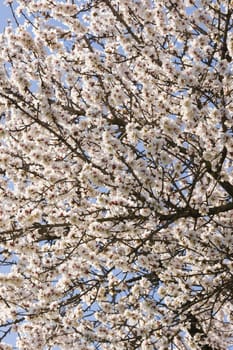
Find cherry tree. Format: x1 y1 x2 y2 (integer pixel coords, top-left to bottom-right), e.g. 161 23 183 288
0 0 232 349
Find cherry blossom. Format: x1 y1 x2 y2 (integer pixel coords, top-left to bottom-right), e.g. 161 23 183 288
0 0 232 349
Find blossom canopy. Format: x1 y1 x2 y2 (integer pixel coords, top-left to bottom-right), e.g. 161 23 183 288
0 0 233 349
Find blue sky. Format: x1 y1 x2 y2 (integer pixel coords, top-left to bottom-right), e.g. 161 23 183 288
0 1 12 32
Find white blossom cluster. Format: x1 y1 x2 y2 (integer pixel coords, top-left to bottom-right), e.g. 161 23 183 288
0 0 232 349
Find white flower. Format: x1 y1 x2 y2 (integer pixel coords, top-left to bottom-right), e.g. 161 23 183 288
160 150 171 165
